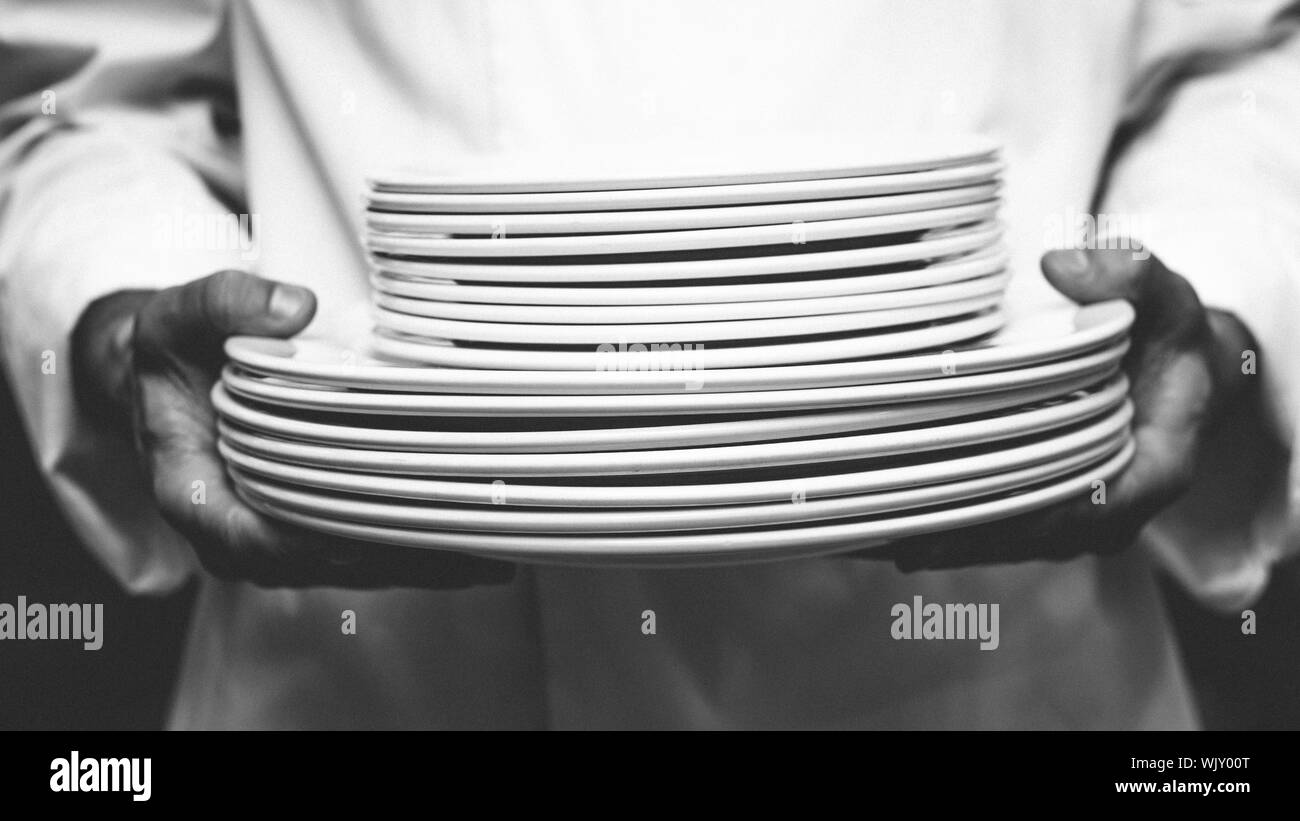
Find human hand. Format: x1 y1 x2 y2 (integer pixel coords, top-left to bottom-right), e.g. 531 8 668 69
72 270 516 588
870 246 1256 572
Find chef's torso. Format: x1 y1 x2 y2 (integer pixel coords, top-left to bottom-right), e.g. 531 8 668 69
170 0 1199 729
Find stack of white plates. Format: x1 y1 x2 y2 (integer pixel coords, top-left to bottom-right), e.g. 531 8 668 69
218 137 1134 566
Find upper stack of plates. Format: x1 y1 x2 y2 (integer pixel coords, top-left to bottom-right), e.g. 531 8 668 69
218 137 1135 566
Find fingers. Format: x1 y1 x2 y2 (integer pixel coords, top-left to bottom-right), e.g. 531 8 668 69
870 247 1219 573
1117 349 1212 510
1044 247 1213 513
129 270 515 589
142 373 513 589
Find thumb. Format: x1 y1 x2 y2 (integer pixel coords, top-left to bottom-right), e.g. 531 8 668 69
135 270 317 363
1041 246 1202 341
1041 247 1152 304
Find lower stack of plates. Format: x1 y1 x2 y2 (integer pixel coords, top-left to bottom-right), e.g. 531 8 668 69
217 138 1134 566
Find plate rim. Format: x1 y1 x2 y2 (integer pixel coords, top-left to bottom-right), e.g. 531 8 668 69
365 201 1000 258
369 245 1010 305
234 440 1135 566
220 331 1127 417
364 182 1001 235
223 301 1130 395
365 309 1009 372
369 222 1002 282
371 292 1004 346
215 373 1128 477
210 363 1113 454
371 269 1011 324
229 429 1127 533
363 160 1006 213
217 398 1133 508
365 136 1000 194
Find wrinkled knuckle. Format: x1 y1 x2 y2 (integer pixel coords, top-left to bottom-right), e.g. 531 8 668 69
200 274 237 328
206 268 249 294
208 268 260 303
203 269 267 333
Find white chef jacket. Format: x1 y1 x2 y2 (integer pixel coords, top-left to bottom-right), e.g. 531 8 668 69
2 0 1299 729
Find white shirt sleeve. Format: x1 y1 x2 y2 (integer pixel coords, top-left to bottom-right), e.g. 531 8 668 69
1102 20 1300 610
0 1 243 592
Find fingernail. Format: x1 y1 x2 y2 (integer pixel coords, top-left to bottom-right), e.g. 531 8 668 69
269 285 310 320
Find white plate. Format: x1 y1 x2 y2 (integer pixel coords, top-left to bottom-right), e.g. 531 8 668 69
367 309 1007 371
236 309 1003 387
221 337 1126 417
225 301 1129 395
370 222 1000 283
230 426 1128 534
216 374 1126 477
367 135 999 193
365 184 1000 236
371 246 1009 306
366 201 999 258
236 440 1135 566
373 293 1003 346
365 161 1004 213
218 398 1133 507
211 365 1108 454
372 270 1010 325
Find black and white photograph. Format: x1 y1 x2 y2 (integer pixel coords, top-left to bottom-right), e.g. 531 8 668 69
0 0 1298 789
